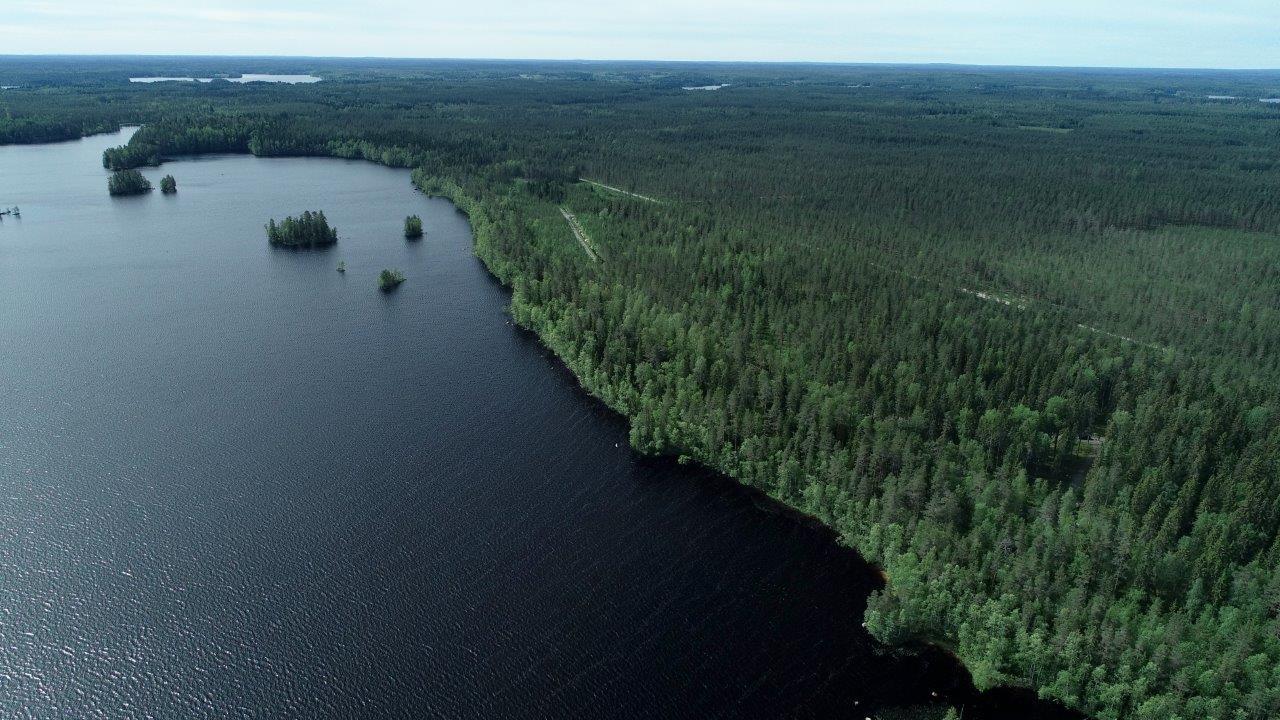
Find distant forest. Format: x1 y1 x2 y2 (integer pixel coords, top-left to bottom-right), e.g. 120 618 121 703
3 57 1279 720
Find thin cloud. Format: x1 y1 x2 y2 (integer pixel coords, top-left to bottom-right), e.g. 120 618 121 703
4 0 1278 68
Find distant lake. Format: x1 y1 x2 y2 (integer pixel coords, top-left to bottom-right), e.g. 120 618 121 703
0 129 1072 720
129 74 321 84
1262 98 1280 104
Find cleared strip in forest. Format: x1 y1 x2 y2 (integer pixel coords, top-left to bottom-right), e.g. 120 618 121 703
866 258 1166 352
559 208 600 262
1075 323 1164 351
958 287 1027 309
959 287 1167 351
580 179 662 204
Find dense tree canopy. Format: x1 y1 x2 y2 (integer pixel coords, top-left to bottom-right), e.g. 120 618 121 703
404 214 423 239
266 210 337 248
378 268 406 291
106 168 151 196
4 58 1280 720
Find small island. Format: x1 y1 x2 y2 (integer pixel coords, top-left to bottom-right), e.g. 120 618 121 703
404 215 424 239
266 210 338 248
107 169 152 196
160 175 177 194
378 269 406 292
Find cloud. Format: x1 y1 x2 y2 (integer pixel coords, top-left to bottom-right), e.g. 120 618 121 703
4 0 1278 68
190 8 341 24
17 1 339 24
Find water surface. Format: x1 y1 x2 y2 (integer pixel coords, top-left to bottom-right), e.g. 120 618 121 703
129 74 321 84
0 129 1070 719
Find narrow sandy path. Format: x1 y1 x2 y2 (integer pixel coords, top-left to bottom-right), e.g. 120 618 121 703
560 208 600 262
581 179 662 204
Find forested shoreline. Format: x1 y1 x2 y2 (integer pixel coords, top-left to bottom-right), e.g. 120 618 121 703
3 59 1279 719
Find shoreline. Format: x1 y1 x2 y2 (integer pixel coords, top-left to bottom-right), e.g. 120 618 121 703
415 174 1081 720
17 125 1081 719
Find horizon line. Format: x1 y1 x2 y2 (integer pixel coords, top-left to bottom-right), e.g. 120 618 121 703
2 53 1279 74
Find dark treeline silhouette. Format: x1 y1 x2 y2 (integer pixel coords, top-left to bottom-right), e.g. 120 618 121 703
266 210 337 248
5 58 1280 719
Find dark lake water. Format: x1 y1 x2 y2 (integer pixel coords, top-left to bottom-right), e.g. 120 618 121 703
0 129 1072 719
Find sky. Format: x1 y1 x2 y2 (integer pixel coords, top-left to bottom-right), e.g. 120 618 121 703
3 0 1278 69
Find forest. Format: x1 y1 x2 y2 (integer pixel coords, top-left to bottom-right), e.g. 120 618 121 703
2 57 1279 720
266 210 338 248
106 168 151 196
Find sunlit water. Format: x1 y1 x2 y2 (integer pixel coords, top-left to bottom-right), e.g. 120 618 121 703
0 129 1072 719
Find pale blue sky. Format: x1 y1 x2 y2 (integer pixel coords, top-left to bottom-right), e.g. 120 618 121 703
4 0 1277 68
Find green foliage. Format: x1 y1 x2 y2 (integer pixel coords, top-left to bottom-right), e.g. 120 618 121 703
106 168 151 195
9 58 1280 720
404 214 423 239
159 174 176 194
266 210 337 248
378 269 406 292
103 141 159 170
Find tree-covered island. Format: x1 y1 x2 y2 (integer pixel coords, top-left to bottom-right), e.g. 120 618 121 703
404 214 423 239
265 210 338 248
159 175 177 194
378 269 406 292
107 169 152 196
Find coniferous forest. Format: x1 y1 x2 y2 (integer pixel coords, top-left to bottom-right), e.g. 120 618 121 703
3 58 1279 720
106 168 152 196
266 210 338 248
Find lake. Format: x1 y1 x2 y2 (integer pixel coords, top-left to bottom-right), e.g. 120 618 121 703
129 74 321 84
0 129 1072 719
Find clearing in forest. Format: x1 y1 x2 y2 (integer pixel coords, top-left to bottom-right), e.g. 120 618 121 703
559 208 600 262
580 179 662 204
